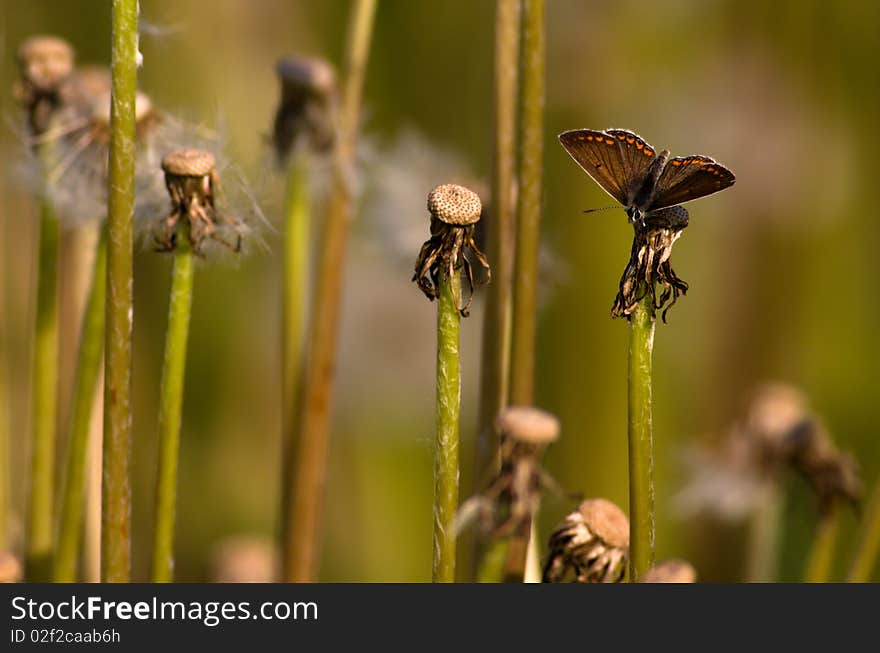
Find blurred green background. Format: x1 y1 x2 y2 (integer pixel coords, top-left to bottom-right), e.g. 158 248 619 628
1 0 877 581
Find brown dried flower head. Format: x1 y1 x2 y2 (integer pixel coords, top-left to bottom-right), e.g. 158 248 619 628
273 55 338 161
641 559 697 583
156 149 244 254
0 551 23 583
413 184 490 316
211 535 278 583
457 406 560 539
15 35 75 135
612 205 689 322
543 498 629 583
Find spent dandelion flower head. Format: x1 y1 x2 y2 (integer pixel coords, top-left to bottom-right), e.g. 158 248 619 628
456 406 560 538
412 183 491 316
145 147 253 258
272 55 338 164
543 498 629 583
210 535 278 583
641 559 697 583
0 551 23 583
14 35 75 136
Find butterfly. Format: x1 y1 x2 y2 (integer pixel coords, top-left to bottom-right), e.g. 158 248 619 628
558 128 735 226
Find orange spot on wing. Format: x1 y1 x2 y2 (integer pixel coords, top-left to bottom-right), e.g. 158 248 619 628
643 149 653 156
635 142 643 149
605 138 614 145
626 137 635 144
672 160 681 167
585 135 592 141
616 134 625 140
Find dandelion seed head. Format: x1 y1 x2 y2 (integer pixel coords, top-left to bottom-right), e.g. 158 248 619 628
16 35 74 95
495 406 560 445
427 183 482 225
273 55 338 161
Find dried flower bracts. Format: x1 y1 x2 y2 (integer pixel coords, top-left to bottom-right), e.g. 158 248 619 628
413 184 491 316
612 205 689 322
543 498 629 583
14 35 75 136
156 149 245 255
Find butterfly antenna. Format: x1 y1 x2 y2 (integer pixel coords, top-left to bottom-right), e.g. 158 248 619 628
582 205 618 214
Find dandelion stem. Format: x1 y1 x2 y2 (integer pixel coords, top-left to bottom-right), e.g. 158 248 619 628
804 502 841 582
102 0 139 582
745 484 782 582
848 481 880 582
280 152 309 546
26 195 60 581
509 0 545 408
54 227 107 582
150 226 195 583
474 0 520 505
504 0 545 583
434 271 461 583
627 295 655 581
283 0 376 582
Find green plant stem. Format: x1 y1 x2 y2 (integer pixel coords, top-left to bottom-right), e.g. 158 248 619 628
476 538 510 583
102 0 138 583
150 229 195 583
280 152 309 547
54 228 107 582
508 0 544 408
627 296 655 581
848 481 880 582
504 0 545 583
804 503 841 582
745 483 782 582
283 0 376 583
474 0 521 503
26 197 60 581
434 271 461 583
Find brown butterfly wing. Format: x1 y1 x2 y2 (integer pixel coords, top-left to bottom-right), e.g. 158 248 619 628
559 129 657 206
650 155 735 211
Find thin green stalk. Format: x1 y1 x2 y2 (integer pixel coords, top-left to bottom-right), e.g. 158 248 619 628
745 483 782 582
434 271 461 583
627 296 655 581
804 504 841 582
848 481 880 582
477 538 510 583
54 228 107 582
474 0 521 500
150 228 195 583
284 0 377 582
26 197 60 581
508 0 545 407
504 0 544 583
280 152 310 543
103 0 139 582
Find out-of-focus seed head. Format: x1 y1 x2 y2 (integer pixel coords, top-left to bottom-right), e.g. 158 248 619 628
427 183 482 225
496 406 560 445
641 559 697 583
746 383 809 453
543 498 629 583
273 55 338 161
162 148 217 178
0 551 23 583
17 35 74 94
210 536 278 583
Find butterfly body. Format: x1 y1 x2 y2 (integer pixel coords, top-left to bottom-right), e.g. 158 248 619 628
558 128 735 226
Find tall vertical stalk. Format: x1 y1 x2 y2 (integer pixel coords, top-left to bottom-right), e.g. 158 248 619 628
280 152 309 541
627 296 655 581
509 0 545 407
804 503 841 582
54 228 107 582
284 0 377 582
745 484 782 582
474 0 521 495
848 481 880 582
103 0 139 582
150 227 195 583
434 272 461 583
26 196 60 581
505 0 544 583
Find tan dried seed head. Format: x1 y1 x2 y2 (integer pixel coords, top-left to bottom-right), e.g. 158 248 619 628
162 149 216 178
0 551 22 583
276 56 337 97
17 35 74 91
641 559 697 583
747 383 809 448
427 183 482 225
495 406 560 445
578 498 630 548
